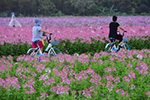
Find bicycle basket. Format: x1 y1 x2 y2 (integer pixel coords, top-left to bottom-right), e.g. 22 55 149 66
51 41 58 46
123 37 128 42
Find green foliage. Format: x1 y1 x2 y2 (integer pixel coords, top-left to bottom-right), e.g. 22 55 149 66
0 37 150 57
0 43 30 57
0 0 150 16
129 36 150 50
39 0 58 16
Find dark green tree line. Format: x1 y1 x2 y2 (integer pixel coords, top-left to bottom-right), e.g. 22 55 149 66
0 0 150 16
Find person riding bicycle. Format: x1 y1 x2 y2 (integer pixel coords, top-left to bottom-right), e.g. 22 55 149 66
109 16 127 52
32 18 52 55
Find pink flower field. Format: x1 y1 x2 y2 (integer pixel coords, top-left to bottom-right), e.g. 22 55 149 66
0 49 150 99
0 16 150 45
0 16 150 99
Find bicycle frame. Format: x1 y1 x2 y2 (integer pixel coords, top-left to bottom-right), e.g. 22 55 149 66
36 34 55 54
105 31 130 53
45 43 57 56
27 33 61 62
28 33 60 56
43 33 58 55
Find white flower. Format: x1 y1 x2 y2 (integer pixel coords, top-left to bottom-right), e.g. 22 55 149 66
74 53 79 57
45 68 51 73
137 54 143 59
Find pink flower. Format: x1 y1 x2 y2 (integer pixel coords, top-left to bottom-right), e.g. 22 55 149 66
129 84 136 90
113 67 116 71
127 63 133 67
0 78 5 86
116 89 120 93
123 76 130 82
128 71 136 79
116 89 128 96
146 91 150 96
40 92 49 98
26 91 31 94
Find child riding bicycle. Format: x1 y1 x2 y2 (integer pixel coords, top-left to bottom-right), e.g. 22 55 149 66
32 18 52 56
109 16 127 52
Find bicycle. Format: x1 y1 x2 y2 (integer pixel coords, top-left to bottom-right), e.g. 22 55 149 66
105 31 130 53
27 33 61 61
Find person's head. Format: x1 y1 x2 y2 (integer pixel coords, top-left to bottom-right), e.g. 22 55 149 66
34 18 42 26
112 16 117 22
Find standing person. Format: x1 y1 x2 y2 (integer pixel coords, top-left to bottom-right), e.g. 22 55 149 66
9 12 22 27
32 18 52 56
109 15 127 52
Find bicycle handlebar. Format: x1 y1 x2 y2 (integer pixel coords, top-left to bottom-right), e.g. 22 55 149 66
43 32 52 43
117 31 126 37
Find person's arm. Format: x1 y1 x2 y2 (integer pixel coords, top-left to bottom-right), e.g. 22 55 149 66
119 26 127 32
40 29 52 35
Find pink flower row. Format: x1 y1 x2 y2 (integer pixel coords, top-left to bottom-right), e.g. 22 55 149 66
0 25 150 45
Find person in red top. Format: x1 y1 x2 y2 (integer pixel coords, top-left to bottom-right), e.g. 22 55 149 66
109 16 127 51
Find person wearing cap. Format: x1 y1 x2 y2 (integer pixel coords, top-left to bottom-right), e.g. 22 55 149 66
32 18 52 55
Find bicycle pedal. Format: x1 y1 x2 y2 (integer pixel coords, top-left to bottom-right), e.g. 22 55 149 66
38 54 44 57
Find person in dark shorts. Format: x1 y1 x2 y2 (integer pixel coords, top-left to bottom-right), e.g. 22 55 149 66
109 16 127 51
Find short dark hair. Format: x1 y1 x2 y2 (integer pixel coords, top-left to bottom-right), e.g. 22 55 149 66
112 16 117 22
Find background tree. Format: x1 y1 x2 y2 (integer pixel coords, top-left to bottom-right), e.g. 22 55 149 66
38 0 57 16
0 0 150 17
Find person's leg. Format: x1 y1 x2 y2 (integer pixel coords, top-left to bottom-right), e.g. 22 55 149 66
116 35 123 44
31 42 38 56
37 41 44 55
109 36 116 49
116 35 123 51
110 39 115 49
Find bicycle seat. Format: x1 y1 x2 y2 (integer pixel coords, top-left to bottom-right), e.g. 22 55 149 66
109 37 115 40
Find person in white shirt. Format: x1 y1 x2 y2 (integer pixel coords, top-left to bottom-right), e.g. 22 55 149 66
32 18 52 55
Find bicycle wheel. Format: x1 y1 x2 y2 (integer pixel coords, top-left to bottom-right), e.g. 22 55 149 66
48 48 61 57
105 43 112 53
27 48 37 57
121 43 130 51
